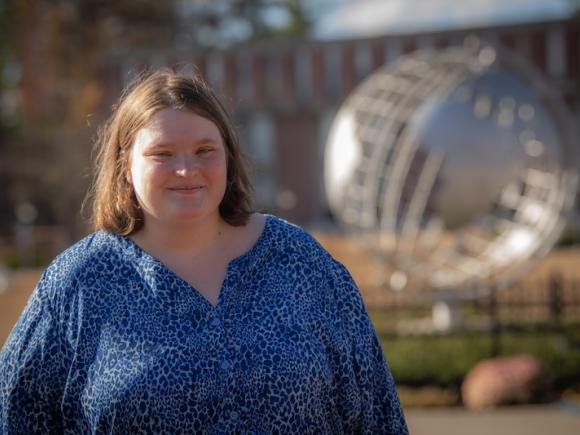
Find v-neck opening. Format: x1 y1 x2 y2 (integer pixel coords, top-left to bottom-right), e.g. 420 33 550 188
117 214 273 311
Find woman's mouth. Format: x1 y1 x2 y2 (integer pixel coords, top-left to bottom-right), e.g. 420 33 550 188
169 186 204 193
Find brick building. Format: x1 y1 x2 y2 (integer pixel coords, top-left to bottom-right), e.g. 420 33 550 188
103 17 580 225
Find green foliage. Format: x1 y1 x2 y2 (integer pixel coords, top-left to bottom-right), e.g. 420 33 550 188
0 0 178 237
268 0 312 38
569 0 580 16
0 0 15 99
2 250 53 269
0 0 314 238
180 0 312 48
557 225 580 246
369 311 580 390
498 328 580 389
381 334 493 387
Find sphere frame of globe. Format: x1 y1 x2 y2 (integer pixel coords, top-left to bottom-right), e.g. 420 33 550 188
324 37 578 299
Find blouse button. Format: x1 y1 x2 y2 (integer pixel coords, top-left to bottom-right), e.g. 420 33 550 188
221 359 230 370
230 410 239 419
211 317 221 328
233 344 241 352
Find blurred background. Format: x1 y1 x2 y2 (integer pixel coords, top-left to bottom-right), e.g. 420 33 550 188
1 0 580 433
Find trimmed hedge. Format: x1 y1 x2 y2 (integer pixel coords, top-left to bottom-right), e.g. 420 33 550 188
370 315 580 390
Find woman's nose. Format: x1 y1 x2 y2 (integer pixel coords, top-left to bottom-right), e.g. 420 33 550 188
174 154 198 176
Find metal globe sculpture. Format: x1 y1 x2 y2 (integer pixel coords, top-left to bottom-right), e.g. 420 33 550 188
325 39 578 300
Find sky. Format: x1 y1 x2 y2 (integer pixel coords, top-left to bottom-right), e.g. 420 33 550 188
313 0 579 40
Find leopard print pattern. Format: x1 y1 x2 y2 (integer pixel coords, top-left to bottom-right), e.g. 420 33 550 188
0 215 408 434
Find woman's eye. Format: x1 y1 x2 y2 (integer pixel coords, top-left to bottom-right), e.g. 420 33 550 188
197 148 214 155
151 151 172 157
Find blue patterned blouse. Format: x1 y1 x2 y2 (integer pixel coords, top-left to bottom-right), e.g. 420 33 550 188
0 215 408 434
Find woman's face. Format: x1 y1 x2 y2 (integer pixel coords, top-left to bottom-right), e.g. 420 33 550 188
128 108 228 228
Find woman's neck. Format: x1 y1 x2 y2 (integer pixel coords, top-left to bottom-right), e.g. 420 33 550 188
131 213 230 255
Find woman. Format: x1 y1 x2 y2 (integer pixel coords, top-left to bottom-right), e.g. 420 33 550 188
0 68 408 434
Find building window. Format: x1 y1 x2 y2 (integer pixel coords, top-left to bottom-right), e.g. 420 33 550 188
245 112 276 210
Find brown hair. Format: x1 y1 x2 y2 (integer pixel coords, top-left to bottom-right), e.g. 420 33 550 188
87 67 254 235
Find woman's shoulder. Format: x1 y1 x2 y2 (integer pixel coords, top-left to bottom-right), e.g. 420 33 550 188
263 215 363 309
38 231 130 298
265 214 330 255
48 231 126 270
262 214 341 275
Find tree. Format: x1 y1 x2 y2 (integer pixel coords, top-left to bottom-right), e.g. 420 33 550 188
0 0 314 250
175 0 312 50
0 0 180 243
0 0 17 235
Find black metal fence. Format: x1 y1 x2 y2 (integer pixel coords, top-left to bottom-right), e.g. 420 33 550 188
369 273 580 337
477 273 580 325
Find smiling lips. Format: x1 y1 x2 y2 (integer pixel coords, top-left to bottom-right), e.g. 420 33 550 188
168 185 205 193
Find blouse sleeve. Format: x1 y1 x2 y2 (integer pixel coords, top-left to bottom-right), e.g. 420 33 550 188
330 259 409 435
0 271 71 434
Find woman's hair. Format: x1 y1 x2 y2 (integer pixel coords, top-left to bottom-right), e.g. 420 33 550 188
87 67 254 235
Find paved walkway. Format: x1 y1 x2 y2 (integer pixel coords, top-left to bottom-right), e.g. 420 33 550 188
405 402 580 435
